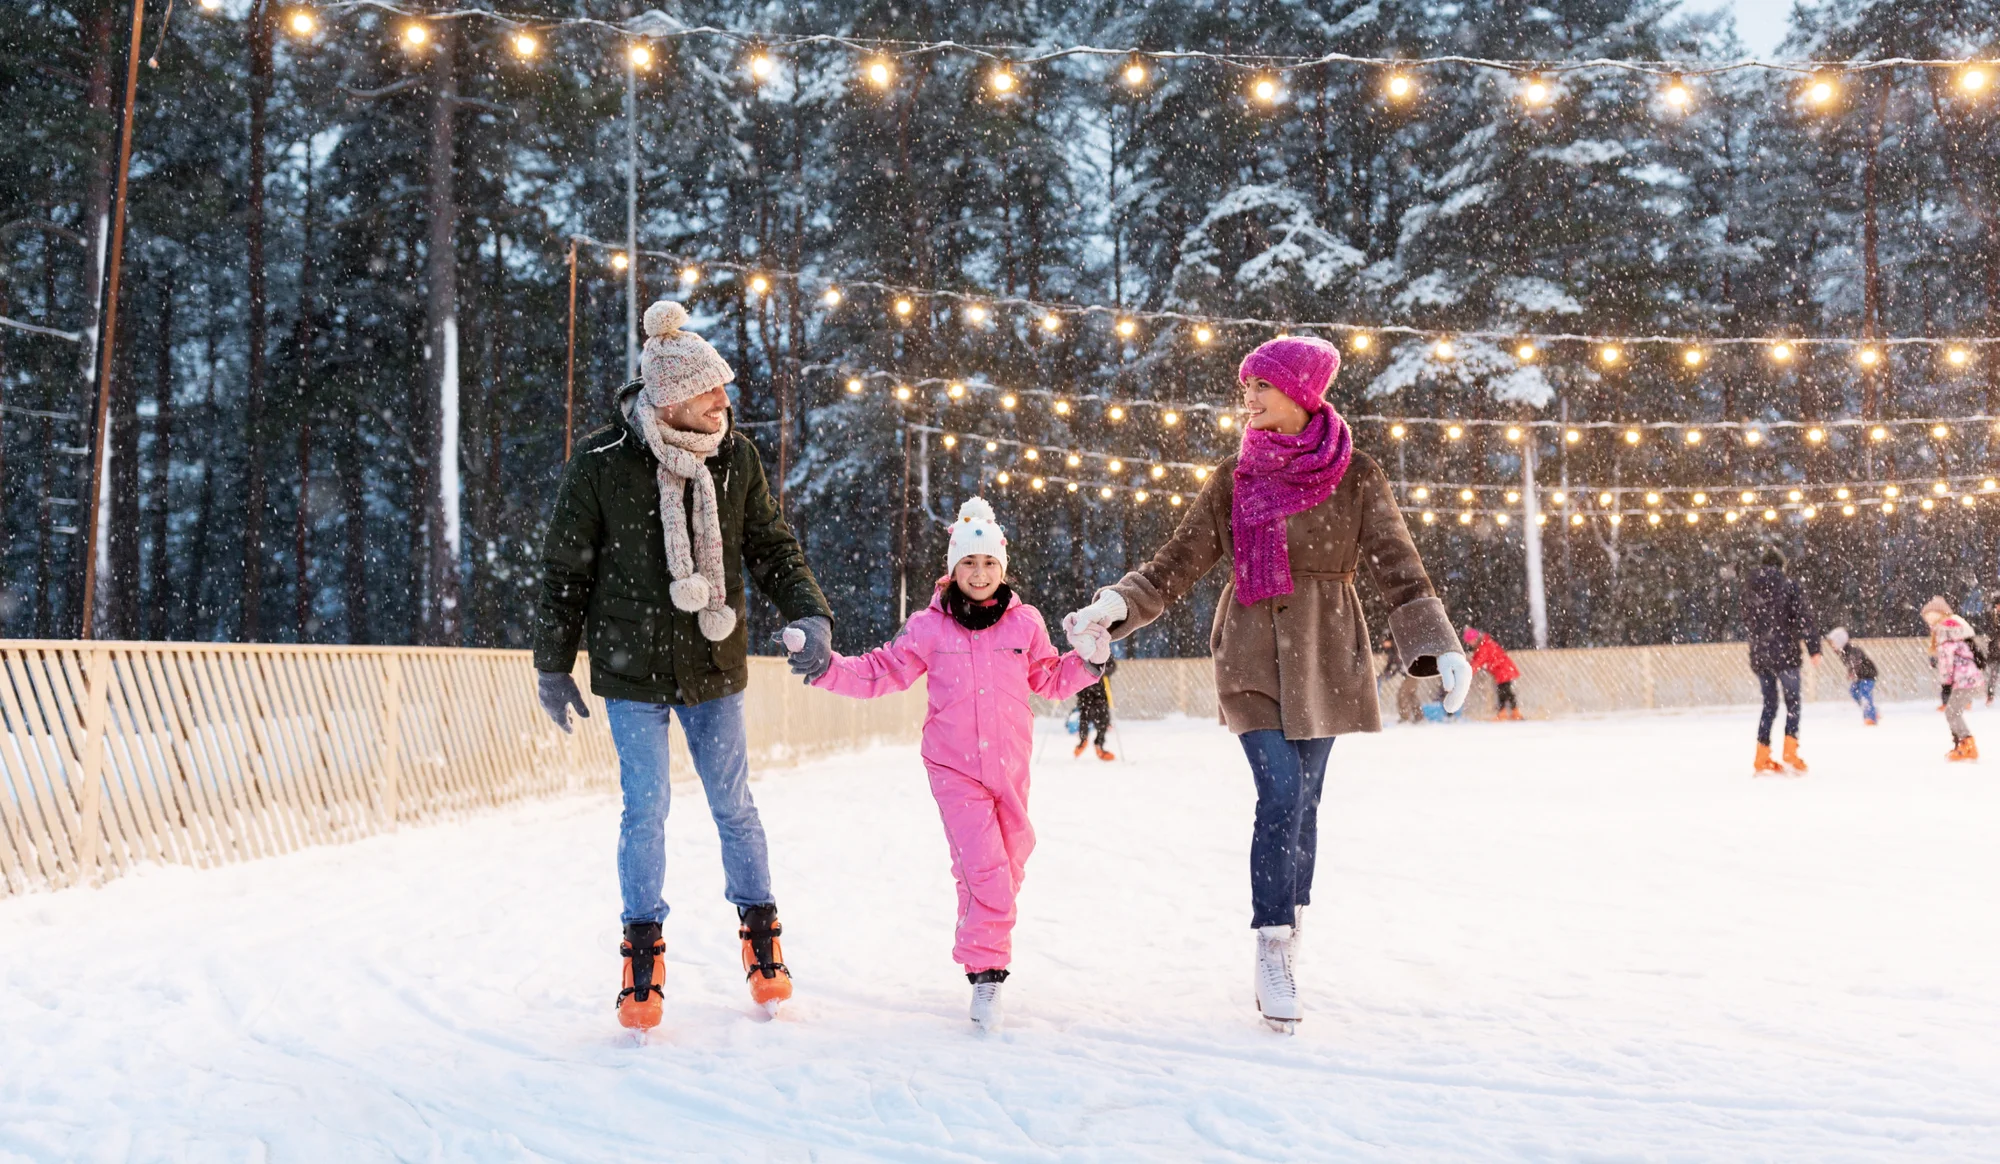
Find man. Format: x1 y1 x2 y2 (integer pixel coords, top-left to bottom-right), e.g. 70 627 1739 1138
532 300 833 1030
1743 547 1820 775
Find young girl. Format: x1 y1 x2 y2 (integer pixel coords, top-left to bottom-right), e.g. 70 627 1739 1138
787 498 1106 1030
1921 597 1982 761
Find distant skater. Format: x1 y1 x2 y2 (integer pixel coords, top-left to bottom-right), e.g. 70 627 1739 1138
1743 548 1820 776
1921 597 1983 762
1073 657 1118 760
1824 627 1878 726
1460 627 1523 720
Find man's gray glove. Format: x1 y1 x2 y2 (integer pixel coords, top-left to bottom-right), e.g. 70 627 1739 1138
536 671 590 733
778 616 833 681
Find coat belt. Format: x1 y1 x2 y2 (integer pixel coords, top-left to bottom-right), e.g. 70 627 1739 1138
1292 570 1356 583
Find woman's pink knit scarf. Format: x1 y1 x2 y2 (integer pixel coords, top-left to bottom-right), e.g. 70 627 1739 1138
1231 407 1353 606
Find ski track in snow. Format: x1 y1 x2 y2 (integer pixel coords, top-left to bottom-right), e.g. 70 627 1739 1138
5 702 2000 1162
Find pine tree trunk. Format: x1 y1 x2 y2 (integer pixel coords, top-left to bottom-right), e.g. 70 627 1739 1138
186 316 218 639
292 142 319 641
340 426 371 644
147 269 175 639
108 300 141 639
77 7 115 632
241 0 273 640
424 12 462 645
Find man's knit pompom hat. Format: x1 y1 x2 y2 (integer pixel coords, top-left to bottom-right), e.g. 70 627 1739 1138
1922 595 1954 620
946 497 1008 576
639 300 734 408
1238 335 1341 414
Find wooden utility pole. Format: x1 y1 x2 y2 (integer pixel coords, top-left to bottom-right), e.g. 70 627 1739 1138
79 0 148 640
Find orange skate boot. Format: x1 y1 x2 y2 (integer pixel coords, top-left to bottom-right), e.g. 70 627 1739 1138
1949 736 1980 762
1781 735 1808 774
1095 745 1117 761
739 904 793 1015
617 921 665 1031
1753 743 1784 775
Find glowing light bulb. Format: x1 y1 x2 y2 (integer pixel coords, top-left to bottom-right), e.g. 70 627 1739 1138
1171 494 1184 507
1683 347 1703 367
1387 74 1414 99
946 383 966 399
1522 78 1550 106
1843 504 1856 516
1740 491 1757 504
1770 342 1793 362
748 274 770 295
1745 429 1763 445
1571 514 1585 526
1684 429 1702 445
1124 61 1148 87
1423 511 1437 524
1390 423 1407 439
1552 491 1567 505
609 252 629 271
999 394 1017 410
1664 80 1691 109
1413 487 1430 501
942 435 957 448
198 0 221 9
1108 406 1126 422
1647 513 1661 526
1433 339 1455 360
1041 312 1062 333
963 304 988 324
1788 490 1804 502
1516 343 1537 362
1196 465 1214 482
1869 425 1888 442
1446 425 1464 441
996 472 1011 485
1066 482 1079 493
985 441 999 453
1806 427 1825 443
748 53 774 80
628 44 653 69
1763 508 1779 521
1024 449 1039 461
679 265 700 285
1686 512 1700 524
1565 428 1581 444
1100 486 1114 500
822 287 842 307
1066 453 1081 468
991 67 1016 94
845 378 864 394
1350 333 1372 352
1496 513 1511 526
1883 501 1896 514
1600 344 1622 365
1107 459 1124 474
1885 485 1901 498
1134 490 1150 504
1963 66 1990 93
286 10 316 35
1194 325 1213 345
1116 318 1138 338
867 59 893 87
402 22 428 47
1836 487 1851 500
1506 490 1521 503
1949 346 1972 367
1724 511 1739 523
1624 428 1641 445
1935 480 1950 495
1505 426 1523 442
1858 347 1882 367
1693 492 1708 505
1031 477 1046 490
1252 78 1278 103
1600 493 1614 506
1151 464 1166 480
1933 424 1951 439
511 33 538 58
1922 498 1936 511
893 297 913 317
1460 512 1474 525
1217 414 1234 430
1163 411 1181 426
1052 400 1071 416
1645 492 1661 506
894 385 913 401
1808 78 1835 105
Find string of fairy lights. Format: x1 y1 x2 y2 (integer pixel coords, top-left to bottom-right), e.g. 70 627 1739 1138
217 1 2000 108
588 244 2000 379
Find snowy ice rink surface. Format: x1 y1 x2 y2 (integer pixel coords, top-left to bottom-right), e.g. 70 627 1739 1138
4 701 2000 1163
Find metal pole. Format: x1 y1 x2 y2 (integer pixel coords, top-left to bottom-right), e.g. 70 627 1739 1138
624 54 639 382
564 237 578 460
79 0 147 640
1522 437 1549 649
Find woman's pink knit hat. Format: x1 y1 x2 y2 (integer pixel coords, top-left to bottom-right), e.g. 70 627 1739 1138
1238 336 1341 413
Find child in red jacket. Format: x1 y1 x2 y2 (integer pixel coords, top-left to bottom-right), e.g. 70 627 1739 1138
1461 627 1523 720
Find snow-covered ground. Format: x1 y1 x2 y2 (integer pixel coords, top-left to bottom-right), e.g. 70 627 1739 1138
5 700 2000 1162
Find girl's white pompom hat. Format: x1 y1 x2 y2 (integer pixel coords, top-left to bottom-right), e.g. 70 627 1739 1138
946 497 1008 575
638 300 735 408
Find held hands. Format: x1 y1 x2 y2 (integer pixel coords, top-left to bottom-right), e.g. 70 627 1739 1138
1435 651 1473 715
778 616 833 681
1062 592 1127 665
536 671 590 734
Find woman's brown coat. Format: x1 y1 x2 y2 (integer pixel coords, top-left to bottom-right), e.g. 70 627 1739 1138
1104 450 1459 739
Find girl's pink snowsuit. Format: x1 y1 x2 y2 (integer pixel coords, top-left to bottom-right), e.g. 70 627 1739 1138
812 589 1099 971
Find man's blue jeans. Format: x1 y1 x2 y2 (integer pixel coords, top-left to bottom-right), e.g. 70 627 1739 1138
1239 731 1336 930
1850 678 1878 722
1755 668 1801 746
606 693 773 925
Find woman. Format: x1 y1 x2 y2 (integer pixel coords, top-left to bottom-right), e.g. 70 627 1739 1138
1062 335 1470 1033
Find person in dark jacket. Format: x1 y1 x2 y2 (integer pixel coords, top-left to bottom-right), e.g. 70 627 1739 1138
1824 626 1879 725
1073 656 1117 760
1743 548 1821 774
532 301 834 1030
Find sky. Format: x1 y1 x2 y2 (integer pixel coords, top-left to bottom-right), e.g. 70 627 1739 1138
1692 0 1796 55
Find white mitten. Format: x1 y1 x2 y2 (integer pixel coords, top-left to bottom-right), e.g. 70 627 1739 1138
1436 651 1473 715
781 627 806 654
1069 622 1112 665
1062 591 1127 640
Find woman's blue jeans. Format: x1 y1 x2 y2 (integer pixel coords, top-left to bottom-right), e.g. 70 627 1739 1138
606 693 773 926
1239 731 1336 929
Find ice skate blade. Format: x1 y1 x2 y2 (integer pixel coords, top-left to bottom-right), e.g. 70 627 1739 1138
1262 1016 1299 1035
759 1000 783 1020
